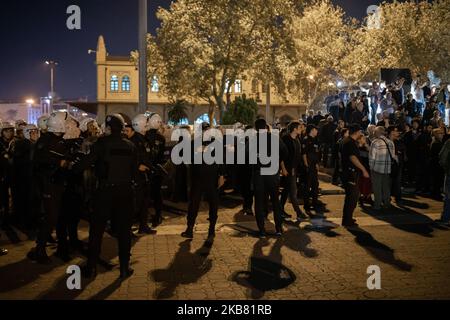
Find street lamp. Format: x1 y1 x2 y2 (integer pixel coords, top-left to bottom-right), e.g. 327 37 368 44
25 99 35 105
45 60 58 98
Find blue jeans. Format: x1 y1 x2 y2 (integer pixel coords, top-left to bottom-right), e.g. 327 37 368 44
441 176 450 222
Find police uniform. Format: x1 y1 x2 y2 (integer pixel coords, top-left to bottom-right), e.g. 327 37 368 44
129 131 155 233
75 116 137 278
145 129 166 226
0 136 14 226
12 137 34 231
58 137 85 258
301 135 320 211
28 132 68 263
182 124 223 238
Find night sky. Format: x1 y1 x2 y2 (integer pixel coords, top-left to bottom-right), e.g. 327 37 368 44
0 0 383 102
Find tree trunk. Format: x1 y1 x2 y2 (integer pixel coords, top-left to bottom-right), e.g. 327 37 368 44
208 100 216 125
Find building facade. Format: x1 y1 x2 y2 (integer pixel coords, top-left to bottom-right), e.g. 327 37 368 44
90 35 307 124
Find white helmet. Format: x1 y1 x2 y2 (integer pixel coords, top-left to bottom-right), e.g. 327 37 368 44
146 112 163 130
1 122 15 130
15 120 27 129
37 114 50 131
233 122 244 131
63 117 81 140
23 124 39 140
132 114 150 134
79 117 95 132
47 111 69 133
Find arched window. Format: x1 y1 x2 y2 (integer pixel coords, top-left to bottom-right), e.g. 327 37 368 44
110 75 119 91
122 76 130 92
151 76 159 92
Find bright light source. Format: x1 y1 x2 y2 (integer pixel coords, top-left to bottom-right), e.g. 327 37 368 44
308 75 314 80
337 81 343 87
328 82 334 86
26 99 35 104
45 61 50 65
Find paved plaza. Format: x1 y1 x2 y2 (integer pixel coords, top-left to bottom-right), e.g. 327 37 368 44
1 176 450 300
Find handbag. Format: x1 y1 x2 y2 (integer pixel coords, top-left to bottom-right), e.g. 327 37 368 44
382 138 399 177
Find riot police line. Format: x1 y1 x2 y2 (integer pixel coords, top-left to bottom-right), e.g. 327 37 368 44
0 112 323 279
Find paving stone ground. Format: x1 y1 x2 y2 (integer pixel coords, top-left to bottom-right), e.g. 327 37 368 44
1 175 449 300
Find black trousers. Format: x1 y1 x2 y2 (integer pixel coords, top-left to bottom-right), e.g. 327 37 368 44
342 172 360 224
0 176 12 225
253 173 282 233
238 166 253 211
150 175 163 218
87 185 133 269
280 173 303 216
57 188 82 250
187 180 219 229
135 182 150 226
37 183 64 248
304 166 319 209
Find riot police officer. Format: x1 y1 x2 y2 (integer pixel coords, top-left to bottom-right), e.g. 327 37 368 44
0 121 15 256
181 122 225 239
27 111 70 264
301 125 321 214
75 114 137 279
129 114 157 234
0 122 15 227
12 125 39 234
57 117 85 259
145 112 166 227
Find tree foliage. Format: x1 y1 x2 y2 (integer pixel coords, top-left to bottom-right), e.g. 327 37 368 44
222 94 258 125
132 0 450 118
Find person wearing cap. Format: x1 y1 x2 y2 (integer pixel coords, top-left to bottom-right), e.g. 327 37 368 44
144 113 166 227
27 112 70 264
181 122 225 239
301 124 322 214
74 114 137 279
341 124 369 227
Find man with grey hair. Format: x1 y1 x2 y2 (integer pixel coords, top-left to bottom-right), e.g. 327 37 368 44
369 126 397 210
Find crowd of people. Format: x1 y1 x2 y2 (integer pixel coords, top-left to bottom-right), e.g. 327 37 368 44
0 75 449 280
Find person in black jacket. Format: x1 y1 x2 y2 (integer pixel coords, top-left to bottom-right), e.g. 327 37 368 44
145 113 167 227
75 114 137 279
280 122 308 221
0 122 15 256
251 119 288 237
27 111 70 264
0 122 15 228
319 116 337 168
301 125 322 214
181 122 225 239
430 128 445 199
129 114 157 235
